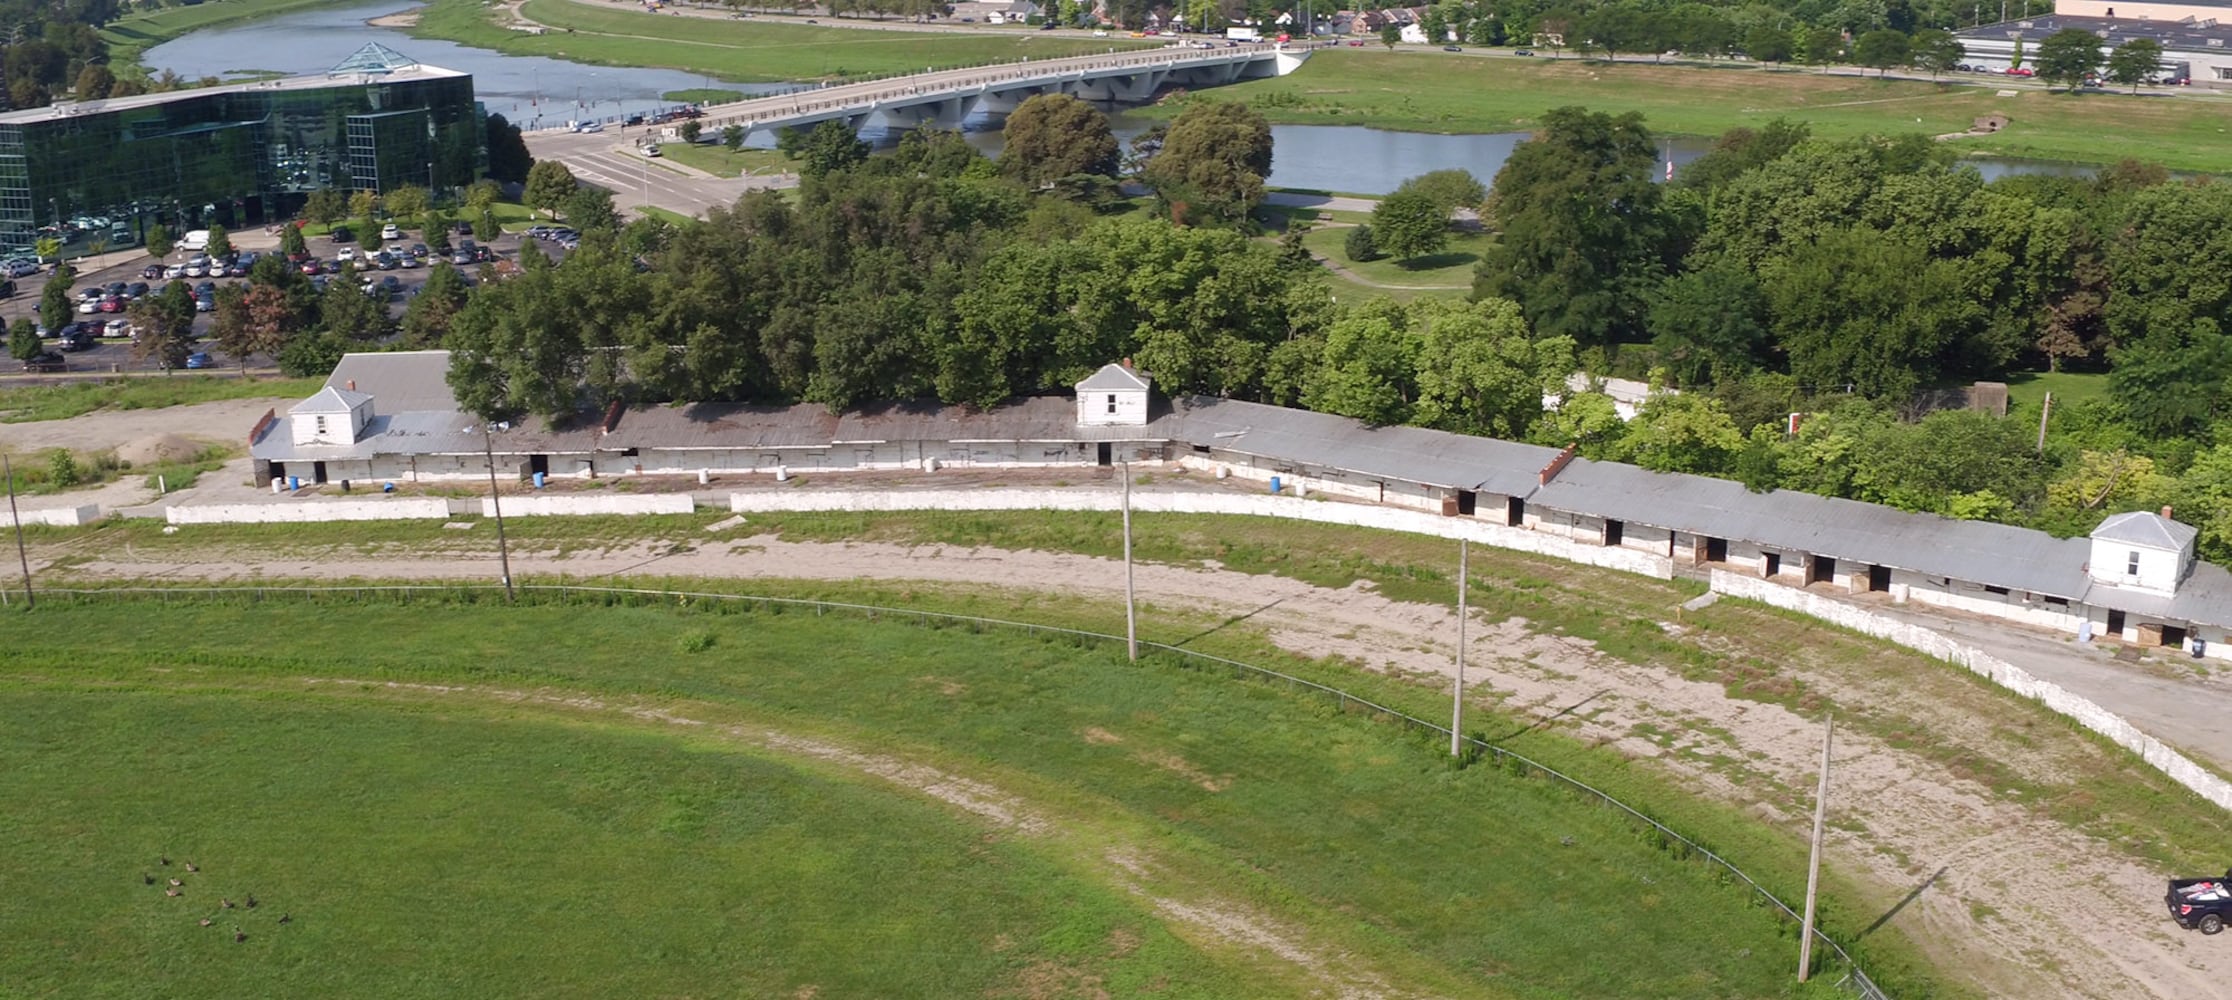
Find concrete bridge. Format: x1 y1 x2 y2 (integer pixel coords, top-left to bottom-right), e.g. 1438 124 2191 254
634 42 1310 141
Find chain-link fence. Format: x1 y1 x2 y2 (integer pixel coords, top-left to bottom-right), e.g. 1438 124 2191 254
24 581 1890 996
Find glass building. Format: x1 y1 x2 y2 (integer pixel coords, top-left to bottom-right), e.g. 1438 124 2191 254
0 44 481 256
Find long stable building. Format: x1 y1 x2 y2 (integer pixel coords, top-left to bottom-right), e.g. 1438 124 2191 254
0 44 480 257
252 351 2232 662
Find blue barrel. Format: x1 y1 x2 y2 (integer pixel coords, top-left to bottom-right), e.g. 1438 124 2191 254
533 471 547 489
1270 475 1282 494
288 476 299 491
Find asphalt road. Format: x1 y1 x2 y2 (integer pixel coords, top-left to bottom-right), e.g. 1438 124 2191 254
0 230 533 378
525 129 796 219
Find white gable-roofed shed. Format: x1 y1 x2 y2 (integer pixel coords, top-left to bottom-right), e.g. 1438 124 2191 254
289 386 373 447
1077 363 1151 426
2089 510 2198 595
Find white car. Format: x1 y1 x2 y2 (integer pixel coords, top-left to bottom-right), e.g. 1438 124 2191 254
164 264 187 279
381 223 402 241
575 121 604 134
104 319 131 337
77 298 101 314
183 262 206 278
336 246 358 261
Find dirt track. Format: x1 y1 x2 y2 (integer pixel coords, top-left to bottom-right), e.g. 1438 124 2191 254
45 533 2228 1000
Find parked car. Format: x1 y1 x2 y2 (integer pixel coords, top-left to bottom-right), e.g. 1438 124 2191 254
1513 48 1534 55
2168 869 2232 934
336 246 358 262
644 144 663 157
184 351 213 370
141 264 166 280
381 223 402 241
194 293 215 312
103 318 131 338
98 295 124 313
164 264 188 280
450 250 475 266
575 121 604 133
409 243 430 259
56 327 94 352
1443 44 1462 51
126 281 150 299
21 351 65 373
329 225 354 243
456 219 476 236
299 259 325 276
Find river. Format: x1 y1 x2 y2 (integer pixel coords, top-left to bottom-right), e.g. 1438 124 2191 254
145 0 2100 194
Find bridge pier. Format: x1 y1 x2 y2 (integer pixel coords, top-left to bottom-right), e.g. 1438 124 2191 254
1070 71 1165 103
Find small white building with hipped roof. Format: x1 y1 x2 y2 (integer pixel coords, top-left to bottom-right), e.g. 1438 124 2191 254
289 385 373 447
2088 509 2198 597
1076 362 1151 426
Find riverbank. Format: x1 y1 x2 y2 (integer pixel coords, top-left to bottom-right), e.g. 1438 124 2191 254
1139 49 2232 173
406 0 1157 84
97 0 374 77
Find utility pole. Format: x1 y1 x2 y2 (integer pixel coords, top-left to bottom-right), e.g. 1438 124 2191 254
1798 714 1835 983
2036 391 2053 455
1122 458 1137 661
3 453 31 609
481 424 515 601
1450 538 1467 757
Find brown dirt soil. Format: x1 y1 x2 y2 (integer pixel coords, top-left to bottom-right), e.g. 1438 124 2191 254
47 536 2232 999
114 433 205 466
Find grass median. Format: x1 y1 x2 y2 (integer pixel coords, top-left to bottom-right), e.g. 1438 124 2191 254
1176 50 2232 172
0 374 318 424
1 594 1872 997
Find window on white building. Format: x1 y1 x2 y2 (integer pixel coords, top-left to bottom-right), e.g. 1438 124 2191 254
1106 394 1117 414
315 415 328 436
2128 550 2141 576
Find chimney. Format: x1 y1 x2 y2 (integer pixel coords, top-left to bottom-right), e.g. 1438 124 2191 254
346 379 356 391
2162 505 2175 520
1538 443 1578 486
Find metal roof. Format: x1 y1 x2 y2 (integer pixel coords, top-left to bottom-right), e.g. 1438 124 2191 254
607 403 837 451
1077 363 1151 392
2092 511 2197 550
325 351 458 413
1532 457 2098 599
1160 395 1564 497
1955 13 2232 49
836 396 1161 444
290 386 371 414
0 63 468 126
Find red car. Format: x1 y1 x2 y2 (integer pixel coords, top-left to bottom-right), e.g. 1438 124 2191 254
98 295 123 313
2005 66 2034 76
299 259 324 275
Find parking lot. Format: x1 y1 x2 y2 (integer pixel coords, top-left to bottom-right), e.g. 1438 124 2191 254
0 227 531 377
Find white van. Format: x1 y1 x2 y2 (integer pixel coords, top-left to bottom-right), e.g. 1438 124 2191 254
178 229 210 253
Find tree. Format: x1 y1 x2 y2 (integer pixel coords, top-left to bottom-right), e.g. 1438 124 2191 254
1139 101 1274 225
145 223 173 258
73 63 113 100
208 283 258 373
1393 169 1485 217
128 281 198 370
1744 25 1793 65
278 223 307 257
1345 224 1381 262
318 267 391 342
561 186 620 232
9 317 43 363
384 186 429 222
781 121 870 178
204 223 231 260
304 189 347 226
721 123 746 150
347 190 380 221
485 112 534 184
999 94 1120 187
680 120 702 143
1910 29 1963 78
1381 23 1402 48
1761 226 1978 401
359 218 383 252
465 180 501 214
240 284 301 365
1852 29 1909 76
524 160 579 218
1797 26 1843 70
401 263 471 348
1369 190 1450 262
38 265 75 334
475 208 500 242
1648 266 1767 384
2106 38 2164 93
1474 106 1668 345
1412 297 1571 438
2036 28 2103 90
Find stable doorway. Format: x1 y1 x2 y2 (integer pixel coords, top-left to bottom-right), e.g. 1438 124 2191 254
1096 443 1112 467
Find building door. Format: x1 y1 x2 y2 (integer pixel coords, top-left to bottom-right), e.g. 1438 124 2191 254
1604 519 1624 546
1868 564 1892 592
1506 497 1525 527
1456 490 1477 516
1705 537 1728 563
1808 555 1835 585
529 454 550 477
312 461 329 485
2106 610 2126 638
2163 625 2189 650
1763 552 1781 578
266 461 285 484
1096 443 1112 467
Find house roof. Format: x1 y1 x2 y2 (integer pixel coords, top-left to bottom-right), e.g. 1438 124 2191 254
290 386 371 415
1161 395 1562 497
324 351 459 413
1077 363 1151 392
2092 510 2198 550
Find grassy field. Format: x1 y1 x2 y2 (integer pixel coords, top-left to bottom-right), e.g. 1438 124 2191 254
653 142 797 178
96 0 358 72
0 375 317 424
1301 223 1481 294
0 596 1865 998
1179 50 2232 172
659 87 745 103
411 0 1159 83
2005 368 2113 415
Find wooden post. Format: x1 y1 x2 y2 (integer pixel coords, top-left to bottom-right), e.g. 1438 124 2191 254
3 453 29 609
1798 714 1834 982
2036 391 2052 455
1122 459 1136 662
1450 539 1468 758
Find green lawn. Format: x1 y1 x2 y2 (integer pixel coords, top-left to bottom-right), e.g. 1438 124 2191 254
97 0 362 73
0 596 1873 998
1175 50 2232 172
0 375 318 424
410 0 1160 84
659 87 745 104
2005 368 2112 416
653 142 796 178
1301 223 1483 293
630 204 699 226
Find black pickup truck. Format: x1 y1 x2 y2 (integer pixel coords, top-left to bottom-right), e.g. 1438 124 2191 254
2167 869 2232 934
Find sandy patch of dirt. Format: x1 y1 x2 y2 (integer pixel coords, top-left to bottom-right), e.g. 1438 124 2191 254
0 398 282 454
1132 749 1231 792
64 536 2230 999
1081 727 1124 745
114 433 205 466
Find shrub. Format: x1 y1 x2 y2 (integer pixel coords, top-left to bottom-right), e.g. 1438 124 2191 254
1345 224 1382 262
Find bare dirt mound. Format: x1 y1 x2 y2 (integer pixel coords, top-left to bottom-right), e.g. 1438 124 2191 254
115 433 203 466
